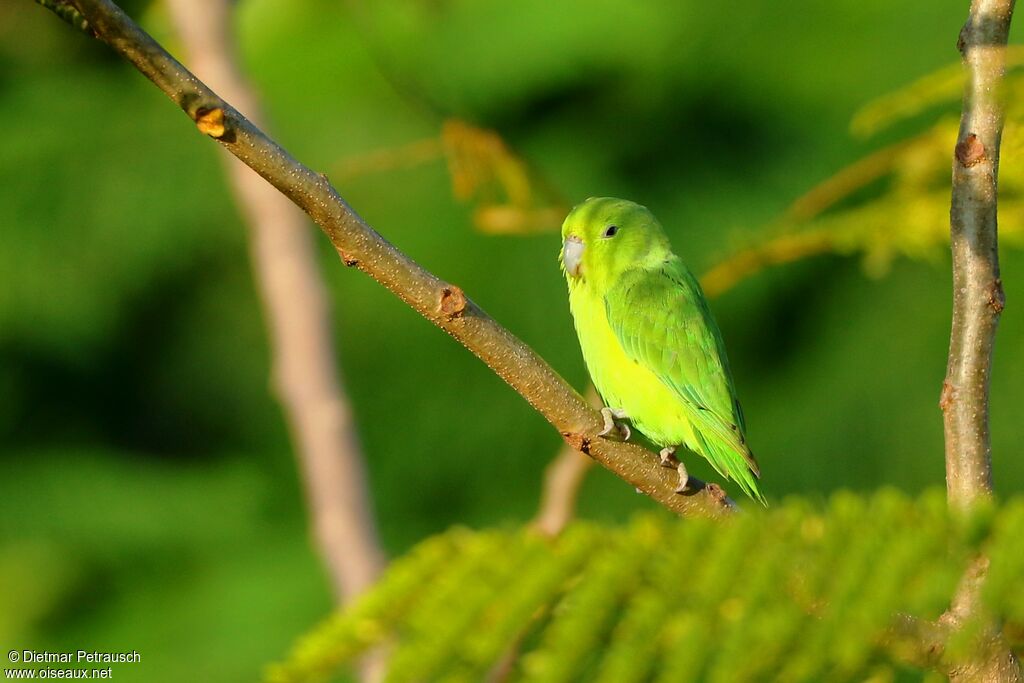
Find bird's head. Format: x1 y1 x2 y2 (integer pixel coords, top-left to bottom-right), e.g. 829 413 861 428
560 197 671 289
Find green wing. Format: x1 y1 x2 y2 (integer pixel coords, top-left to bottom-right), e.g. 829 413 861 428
604 259 763 501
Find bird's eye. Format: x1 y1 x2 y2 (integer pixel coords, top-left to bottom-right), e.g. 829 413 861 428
602 225 619 238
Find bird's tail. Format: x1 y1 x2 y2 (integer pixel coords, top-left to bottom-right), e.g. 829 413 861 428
695 432 767 506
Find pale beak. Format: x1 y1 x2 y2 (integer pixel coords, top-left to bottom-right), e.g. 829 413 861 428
563 235 584 278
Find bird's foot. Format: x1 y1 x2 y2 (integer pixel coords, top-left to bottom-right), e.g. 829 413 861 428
659 447 689 494
674 461 690 494
598 407 631 441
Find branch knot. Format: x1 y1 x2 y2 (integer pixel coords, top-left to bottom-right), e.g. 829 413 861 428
562 432 592 456
987 278 1005 313
337 248 358 267
195 107 236 141
957 23 969 56
955 134 986 168
439 285 467 319
940 380 956 412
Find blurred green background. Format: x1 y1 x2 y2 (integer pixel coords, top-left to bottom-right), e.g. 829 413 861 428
1 0 1022 680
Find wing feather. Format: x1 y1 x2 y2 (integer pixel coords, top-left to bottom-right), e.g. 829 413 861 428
604 260 759 476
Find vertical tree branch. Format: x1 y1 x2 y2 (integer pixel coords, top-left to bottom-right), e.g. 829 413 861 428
532 445 594 536
941 3 1021 681
164 0 385 601
943 556 1022 682
942 0 1014 509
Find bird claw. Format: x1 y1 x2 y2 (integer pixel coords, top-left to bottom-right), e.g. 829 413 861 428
599 407 631 441
674 463 690 494
659 447 689 494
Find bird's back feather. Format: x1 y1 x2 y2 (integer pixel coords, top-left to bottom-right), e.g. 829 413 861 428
603 259 764 503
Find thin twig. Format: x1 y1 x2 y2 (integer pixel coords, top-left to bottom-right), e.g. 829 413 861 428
164 0 385 604
886 572 1022 681
532 445 594 536
944 556 1022 682
782 140 909 224
333 137 444 182
942 0 1013 509
700 139 910 299
885 613 952 671
940 1 1020 680
700 231 836 299
39 0 733 518
33 0 91 34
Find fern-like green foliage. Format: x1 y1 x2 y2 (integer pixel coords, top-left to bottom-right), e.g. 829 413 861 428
265 491 1024 683
702 48 1024 297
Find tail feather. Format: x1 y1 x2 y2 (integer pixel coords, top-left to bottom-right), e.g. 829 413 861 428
694 431 767 506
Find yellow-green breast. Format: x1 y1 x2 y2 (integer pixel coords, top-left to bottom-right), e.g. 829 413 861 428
568 279 698 449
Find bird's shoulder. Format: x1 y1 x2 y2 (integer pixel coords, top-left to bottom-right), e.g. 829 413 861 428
606 257 706 323
605 259 752 456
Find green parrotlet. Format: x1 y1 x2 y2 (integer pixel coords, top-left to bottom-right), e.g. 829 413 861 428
560 197 764 504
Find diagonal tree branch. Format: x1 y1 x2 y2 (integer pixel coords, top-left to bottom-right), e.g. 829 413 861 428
36 0 733 517
164 0 385 604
